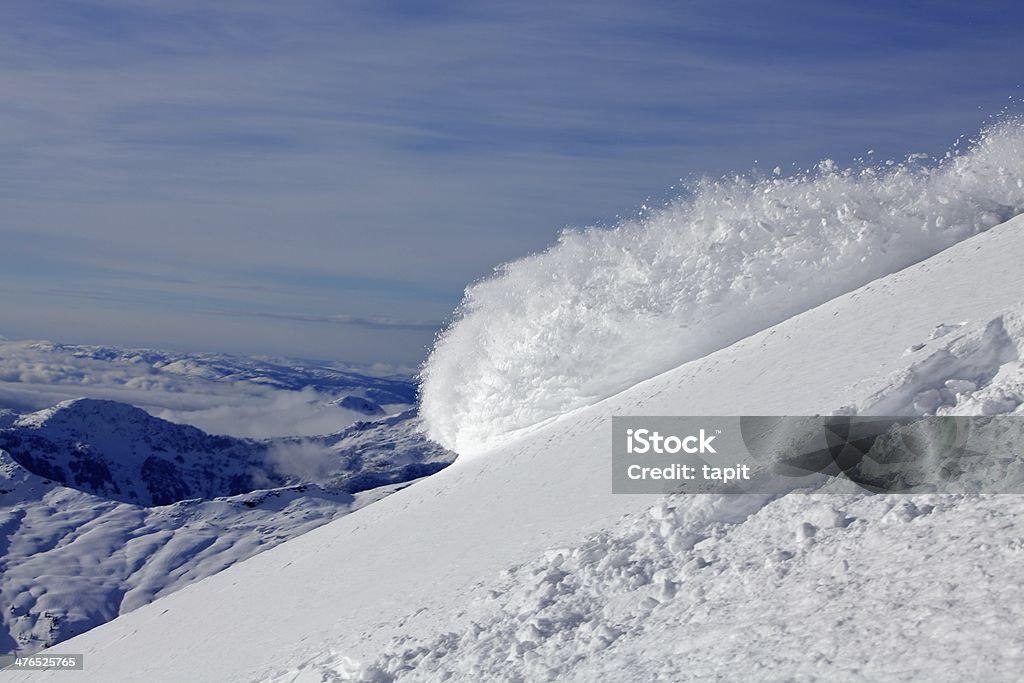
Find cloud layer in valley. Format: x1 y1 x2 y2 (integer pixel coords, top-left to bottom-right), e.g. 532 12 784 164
0 339 415 438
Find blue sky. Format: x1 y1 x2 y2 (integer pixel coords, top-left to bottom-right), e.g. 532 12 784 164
2 0 1023 364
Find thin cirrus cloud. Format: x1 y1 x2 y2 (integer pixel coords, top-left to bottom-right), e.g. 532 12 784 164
242 312 443 332
3 1 1024 363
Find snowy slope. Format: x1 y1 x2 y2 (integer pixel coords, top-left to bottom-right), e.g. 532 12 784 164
19 213 1023 681
0 448 402 655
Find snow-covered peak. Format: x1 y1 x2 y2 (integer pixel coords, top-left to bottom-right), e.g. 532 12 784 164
2 400 272 506
16 397 191 433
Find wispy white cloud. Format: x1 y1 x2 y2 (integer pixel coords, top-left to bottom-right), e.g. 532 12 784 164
244 311 443 330
3 1 1023 363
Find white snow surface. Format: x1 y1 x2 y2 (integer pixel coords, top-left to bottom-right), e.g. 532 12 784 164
421 121 1024 455
18 214 1024 682
0 448 403 655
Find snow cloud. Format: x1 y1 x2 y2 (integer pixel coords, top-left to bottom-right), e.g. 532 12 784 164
422 121 1024 454
264 440 338 483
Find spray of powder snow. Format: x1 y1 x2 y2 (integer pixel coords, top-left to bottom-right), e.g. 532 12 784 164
421 121 1024 456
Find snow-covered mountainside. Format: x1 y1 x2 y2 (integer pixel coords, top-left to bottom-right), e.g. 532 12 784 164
314 411 458 492
0 400 453 657
0 399 446 507
2 399 279 506
23 212 1023 681
0 342 415 438
422 121 1024 455
0 448 409 656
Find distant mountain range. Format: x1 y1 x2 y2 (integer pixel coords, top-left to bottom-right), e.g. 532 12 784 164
1 398 451 507
0 340 418 438
0 348 453 656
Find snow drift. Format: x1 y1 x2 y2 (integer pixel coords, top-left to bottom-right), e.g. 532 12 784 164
421 121 1024 455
